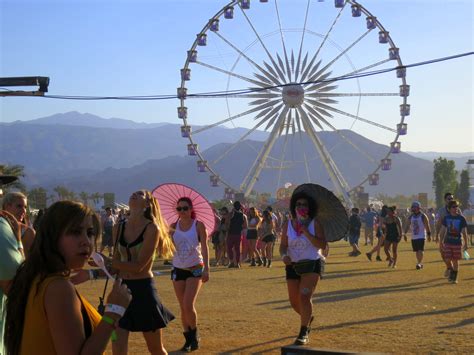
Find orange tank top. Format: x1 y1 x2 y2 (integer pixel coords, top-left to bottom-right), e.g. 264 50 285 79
20 275 102 354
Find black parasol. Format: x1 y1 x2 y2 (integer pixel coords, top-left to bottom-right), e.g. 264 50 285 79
292 183 349 242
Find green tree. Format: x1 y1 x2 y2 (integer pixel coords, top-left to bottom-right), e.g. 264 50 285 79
27 187 48 209
53 185 72 200
0 164 26 191
456 169 470 211
433 157 458 208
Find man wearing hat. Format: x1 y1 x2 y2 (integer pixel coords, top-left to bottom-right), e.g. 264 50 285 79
404 201 431 270
0 174 24 353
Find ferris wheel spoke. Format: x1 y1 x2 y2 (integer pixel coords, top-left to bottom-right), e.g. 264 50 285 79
274 0 292 81
276 53 289 82
277 119 292 188
305 105 378 164
295 0 311 82
300 57 322 84
212 118 269 165
194 60 273 89
305 99 335 114
297 128 312 182
311 29 373 82
313 103 397 133
192 104 276 135
241 111 287 195
298 107 352 204
337 58 392 79
213 31 281 86
229 93 280 99
307 92 398 98
305 6 346 82
304 71 334 90
302 108 324 131
238 3 287 82
264 105 286 130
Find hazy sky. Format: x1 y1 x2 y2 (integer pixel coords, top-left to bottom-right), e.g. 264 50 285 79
1 0 472 152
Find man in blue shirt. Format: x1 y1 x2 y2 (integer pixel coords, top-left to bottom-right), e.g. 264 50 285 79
362 206 377 246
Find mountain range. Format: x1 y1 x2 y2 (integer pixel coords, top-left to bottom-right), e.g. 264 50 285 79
1 111 472 203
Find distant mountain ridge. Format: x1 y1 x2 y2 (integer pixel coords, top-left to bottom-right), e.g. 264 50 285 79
4 111 169 129
2 111 465 201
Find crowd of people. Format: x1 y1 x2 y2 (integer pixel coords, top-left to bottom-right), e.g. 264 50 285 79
0 172 471 354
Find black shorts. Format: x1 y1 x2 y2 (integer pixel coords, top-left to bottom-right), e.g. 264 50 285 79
119 278 175 332
262 234 275 243
246 229 258 240
171 266 203 281
286 259 322 280
411 239 425 252
385 234 400 243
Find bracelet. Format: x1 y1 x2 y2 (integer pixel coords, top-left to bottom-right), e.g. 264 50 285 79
105 304 126 317
102 315 115 327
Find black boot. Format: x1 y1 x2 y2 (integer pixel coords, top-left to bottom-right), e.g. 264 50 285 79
256 256 263 266
267 259 272 268
180 330 192 352
451 270 458 284
262 257 267 267
294 326 309 345
189 328 200 351
250 258 256 266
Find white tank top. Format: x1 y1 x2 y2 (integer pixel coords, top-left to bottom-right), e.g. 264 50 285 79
287 219 321 262
409 214 426 240
172 219 203 269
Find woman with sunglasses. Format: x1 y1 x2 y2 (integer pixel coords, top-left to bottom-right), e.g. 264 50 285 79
439 199 468 283
170 197 209 352
279 191 327 346
111 190 175 355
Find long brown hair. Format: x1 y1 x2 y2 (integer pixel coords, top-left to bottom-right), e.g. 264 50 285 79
144 190 175 259
5 201 100 355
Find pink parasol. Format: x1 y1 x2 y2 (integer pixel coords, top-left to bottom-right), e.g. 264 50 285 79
152 183 216 235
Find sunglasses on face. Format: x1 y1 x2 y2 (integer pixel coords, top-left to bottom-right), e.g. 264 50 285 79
296 202 308 207
176 206 190 212
134 191 146 196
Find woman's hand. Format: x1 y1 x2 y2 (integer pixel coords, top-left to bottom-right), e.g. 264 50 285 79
282 255 292 266
202 268 210 283
106 278 132 310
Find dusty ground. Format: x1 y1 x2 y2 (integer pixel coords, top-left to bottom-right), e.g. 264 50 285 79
78 239 474 354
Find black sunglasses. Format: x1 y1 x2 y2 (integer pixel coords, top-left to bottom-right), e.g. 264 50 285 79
176 206 190 212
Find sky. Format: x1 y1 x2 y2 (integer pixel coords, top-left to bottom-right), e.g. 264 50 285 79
0 0 473 153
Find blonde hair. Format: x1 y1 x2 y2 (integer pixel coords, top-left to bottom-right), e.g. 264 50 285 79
144 190 175 259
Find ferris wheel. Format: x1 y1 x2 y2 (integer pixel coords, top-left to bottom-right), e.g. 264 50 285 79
178 0 409 206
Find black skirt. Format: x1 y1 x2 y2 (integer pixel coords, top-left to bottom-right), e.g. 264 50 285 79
119 278 175 332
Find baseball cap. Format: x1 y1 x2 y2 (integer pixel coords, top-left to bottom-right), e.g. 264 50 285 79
411 201 421 208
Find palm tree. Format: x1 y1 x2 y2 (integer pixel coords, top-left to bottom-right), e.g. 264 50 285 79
90 192 103 207
27 187 48 209
53 185 71 201
79 191 89 206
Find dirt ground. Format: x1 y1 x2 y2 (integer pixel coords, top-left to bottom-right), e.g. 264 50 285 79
78 238 474 354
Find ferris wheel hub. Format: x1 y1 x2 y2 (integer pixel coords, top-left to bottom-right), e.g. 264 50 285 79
282 83 304 108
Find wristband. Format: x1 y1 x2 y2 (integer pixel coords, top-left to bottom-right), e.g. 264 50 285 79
102 315 115 326
101 316 118 342
105 304 126 317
